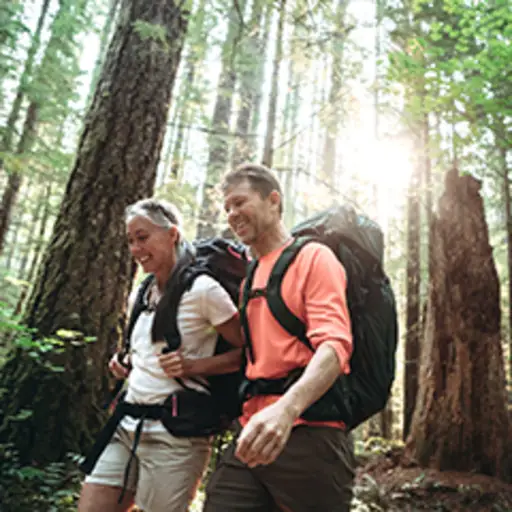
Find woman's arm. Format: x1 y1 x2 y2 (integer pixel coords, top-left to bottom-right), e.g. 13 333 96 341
183 347 242 377
184 313 244 375
213 312 244 347
158 313 244 378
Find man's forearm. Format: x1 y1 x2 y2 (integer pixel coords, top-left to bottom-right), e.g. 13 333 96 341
277 343 342 420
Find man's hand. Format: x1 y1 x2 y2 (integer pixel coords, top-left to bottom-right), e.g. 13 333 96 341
235 400 298 468
158 349 191 378
108 352 130 379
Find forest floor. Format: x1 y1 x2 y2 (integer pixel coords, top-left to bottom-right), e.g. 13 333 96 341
352 447 512 511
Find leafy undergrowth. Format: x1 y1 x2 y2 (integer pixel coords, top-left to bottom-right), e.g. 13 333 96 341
0 444 82 511
353 440 512 511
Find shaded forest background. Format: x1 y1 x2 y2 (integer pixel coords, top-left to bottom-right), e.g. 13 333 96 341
0 0 510 510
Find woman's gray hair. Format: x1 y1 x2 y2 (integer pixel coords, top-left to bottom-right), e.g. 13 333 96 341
125 198 183 230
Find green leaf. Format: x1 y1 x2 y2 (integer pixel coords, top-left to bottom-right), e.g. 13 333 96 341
9 409 33 421
44 363 65 373
55 329 83 339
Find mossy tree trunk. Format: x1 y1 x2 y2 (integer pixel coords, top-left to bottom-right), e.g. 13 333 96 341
0 0 187 465
403 170 511 481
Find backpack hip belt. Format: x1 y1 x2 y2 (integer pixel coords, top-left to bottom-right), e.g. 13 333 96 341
240 369 351 423
80 386 223 503
79 396 164 503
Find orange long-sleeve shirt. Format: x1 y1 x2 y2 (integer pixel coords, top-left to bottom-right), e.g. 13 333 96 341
239 241 353 429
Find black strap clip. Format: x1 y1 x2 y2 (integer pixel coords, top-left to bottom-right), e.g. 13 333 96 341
248 287 266 299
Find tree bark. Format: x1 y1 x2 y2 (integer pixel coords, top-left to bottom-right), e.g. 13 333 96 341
85 0 120 108
165 0 208 182
230 0 265 167
197 0 245 238
0 2 24 84
262 0 286 168
0 0 50 156
403 135 422 440
0 0 187 465
403 169 511 481
499 144 512 384
322 0 348 188
0 0 87 253
248 4 272 159
14 180 53 317
0 102 39 253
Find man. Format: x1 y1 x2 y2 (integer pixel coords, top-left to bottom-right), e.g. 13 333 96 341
203 163 356 512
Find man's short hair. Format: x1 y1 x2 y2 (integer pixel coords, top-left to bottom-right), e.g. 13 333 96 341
222 163 283 214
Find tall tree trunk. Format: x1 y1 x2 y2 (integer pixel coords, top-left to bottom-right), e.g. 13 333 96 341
322 0 348 188
403 170 511 481
2 219 21 271
0 0 88 253
0 2 24 84
0 0 188 465
14 181 54 317
230 0 265 167
281 60 300 228
423 113 433 239
248 4 272 158
0 0 50 160
403 134 422 440
166 0 208 182
85 0 120 107
501 144 512 383
168 60 194 181
373 0 392 437
16 181 42 282
1 170 34 275
0 102 39 253
197 0 245 238
262 0 286 168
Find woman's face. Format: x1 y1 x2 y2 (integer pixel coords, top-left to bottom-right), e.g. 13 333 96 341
126 215 178 281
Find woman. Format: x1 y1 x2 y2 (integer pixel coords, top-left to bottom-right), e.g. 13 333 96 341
78 198 243 512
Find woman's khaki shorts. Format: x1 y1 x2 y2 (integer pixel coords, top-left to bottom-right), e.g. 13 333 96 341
85 426 211 512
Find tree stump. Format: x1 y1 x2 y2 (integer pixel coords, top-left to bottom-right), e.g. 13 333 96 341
403 169 511 481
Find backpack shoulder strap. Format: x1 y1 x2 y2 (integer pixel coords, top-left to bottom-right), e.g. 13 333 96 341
240 259 258 363
266 236 315 351
124 274 154 353
156 264 213 392
154 265 204 349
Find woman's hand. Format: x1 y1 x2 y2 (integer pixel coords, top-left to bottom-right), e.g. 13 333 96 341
108 352 130 379
158 349 193 378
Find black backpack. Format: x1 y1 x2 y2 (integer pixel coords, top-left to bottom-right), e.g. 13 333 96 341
240 205 398 430
121 237 249 433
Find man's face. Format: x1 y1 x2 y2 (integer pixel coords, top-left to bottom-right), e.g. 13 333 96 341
223 179 280 246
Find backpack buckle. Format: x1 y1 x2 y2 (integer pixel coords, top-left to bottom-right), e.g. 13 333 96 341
248 287 266 299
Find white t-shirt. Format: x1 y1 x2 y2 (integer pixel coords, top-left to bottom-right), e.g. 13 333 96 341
121 274 238 432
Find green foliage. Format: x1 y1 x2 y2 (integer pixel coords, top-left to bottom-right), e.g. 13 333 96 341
0 1 29 84
29 0 93 124
133 20 170 52
0 444 81 511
